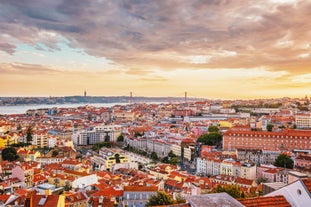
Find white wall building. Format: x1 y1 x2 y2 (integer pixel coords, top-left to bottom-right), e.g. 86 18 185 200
266 178 311 207
72 174 98 189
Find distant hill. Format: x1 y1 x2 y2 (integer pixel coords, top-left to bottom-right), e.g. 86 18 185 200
0 96 202 106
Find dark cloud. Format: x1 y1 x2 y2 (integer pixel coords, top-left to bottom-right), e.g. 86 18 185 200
0 43 16 54
0 0 310 73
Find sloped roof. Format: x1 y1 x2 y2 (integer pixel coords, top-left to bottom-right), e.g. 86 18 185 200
302 178 311 194
239 195 291 207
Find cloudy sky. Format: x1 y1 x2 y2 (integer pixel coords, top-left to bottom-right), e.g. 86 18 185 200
1 0 311 99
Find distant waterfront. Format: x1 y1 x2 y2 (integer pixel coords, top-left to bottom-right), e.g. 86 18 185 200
0 101 170 115
0 103 129 115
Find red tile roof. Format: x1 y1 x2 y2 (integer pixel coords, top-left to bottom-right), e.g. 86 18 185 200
31 194 60 207
302 178 311 194
124 185 158 192
239 195 291 207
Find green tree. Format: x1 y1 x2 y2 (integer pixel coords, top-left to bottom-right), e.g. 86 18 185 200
170 157 179 165
150 152 158 161
146 191 174 206
208 125 219 133
117 134 124 142
168 150 177 158
212 185 241 198
266 123 274 132
256 177 268 185
52 150 59 157
26 126 33 144
274 154 294 169
197 132 222 146
1 147 19 161
175 193 186 204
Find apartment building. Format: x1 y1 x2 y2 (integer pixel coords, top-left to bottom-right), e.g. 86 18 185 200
295 114 311 129
92 148 129 171
223 128 311 151
196 157 256 180
72 125 121 145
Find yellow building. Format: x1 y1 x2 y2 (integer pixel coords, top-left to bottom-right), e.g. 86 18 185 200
48 173 75 188
97 148 129 171
219 121 233 128
0 133 19 148
64 192 88 207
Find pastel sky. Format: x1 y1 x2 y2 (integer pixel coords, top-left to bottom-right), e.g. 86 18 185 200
1 0 311 99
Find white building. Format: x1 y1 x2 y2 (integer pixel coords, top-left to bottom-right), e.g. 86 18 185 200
32 133 48 148
266 178 311 207
196 157 256 180
295 114 311 129
72 125 122 145
48 137 57 148
72 174 98 189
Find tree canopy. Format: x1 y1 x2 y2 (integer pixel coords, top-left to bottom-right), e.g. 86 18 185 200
1 147 19 161
274 154 293 169
146 191 174 206
150 152 158 161
266 123 274 132
212 185 242 198
208 125 219 133
197 132 222 146
26 126 33 144
117 134 124 142
162 150 179 165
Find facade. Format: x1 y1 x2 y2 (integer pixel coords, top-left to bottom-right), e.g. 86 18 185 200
32 133 48 148
223 128 311 151
295 114 311 129
92 148 129 171
12 165 34 188
196 157 256 180
122 186 158 207
71 125 121 145
237 149 280 165
294 154 311 171
257 165 288 184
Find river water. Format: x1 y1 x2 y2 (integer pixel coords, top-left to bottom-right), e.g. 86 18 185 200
0 103 128 115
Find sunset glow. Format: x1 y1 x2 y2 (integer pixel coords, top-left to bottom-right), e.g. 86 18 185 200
1 0 311 99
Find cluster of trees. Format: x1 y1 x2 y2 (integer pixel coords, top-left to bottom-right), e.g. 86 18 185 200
92 141 112 152
274 154 294 169
197 126 222 146
146 191 186 206
212 185 245 198
161 150 179 165
124 145 148 156
150 151 179 165
1 147 19 161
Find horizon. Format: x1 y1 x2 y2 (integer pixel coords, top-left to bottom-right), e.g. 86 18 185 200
1 1 311 99
0 94 307 101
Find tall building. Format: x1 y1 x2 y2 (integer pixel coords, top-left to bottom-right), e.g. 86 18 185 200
71 125 121 145
223 127 311 152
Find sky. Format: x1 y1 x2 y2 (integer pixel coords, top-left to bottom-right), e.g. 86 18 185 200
1 0 311 99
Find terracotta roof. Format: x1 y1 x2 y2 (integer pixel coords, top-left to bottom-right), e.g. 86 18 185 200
31 194 60 207
65 192 88 204
302 178 311 194
124 185 158 192
239 195 290 207
14 188 29 197
0 195 11 204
